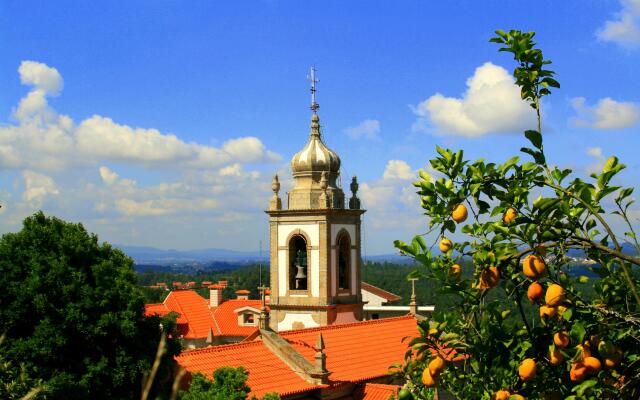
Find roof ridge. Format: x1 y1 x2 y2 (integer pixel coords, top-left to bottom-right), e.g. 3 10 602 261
164 291 189 327
279 315 416 336
176 339 265 357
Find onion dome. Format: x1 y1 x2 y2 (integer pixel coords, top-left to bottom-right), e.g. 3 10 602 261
290 114 341 175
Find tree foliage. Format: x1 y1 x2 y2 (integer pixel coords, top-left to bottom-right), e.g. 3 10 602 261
0 212 180 399
394 30 640 399
179 367 251 400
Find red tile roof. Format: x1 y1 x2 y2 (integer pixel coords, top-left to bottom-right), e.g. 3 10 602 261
144 303 170 318
280 316 418 383
361 282 402 303
211 299 262 337
164 291 216 339
176 341 322 398
354 383 400 400
235 289 251 295
176 316 419 398
146 290 267 339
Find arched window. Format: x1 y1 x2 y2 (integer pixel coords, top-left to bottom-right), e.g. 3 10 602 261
338 233 350 290
289 235 307 291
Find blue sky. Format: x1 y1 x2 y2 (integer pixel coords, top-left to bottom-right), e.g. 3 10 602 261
1 1 639 254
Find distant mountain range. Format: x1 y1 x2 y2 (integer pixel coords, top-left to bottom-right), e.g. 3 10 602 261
116 245 264 265
116 244 411 266
118 242 637 267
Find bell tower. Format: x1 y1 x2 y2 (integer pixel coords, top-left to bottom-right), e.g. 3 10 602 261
266 68 365 331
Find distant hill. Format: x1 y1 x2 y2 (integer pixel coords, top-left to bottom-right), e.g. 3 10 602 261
116 245 264 265
118 242 637 268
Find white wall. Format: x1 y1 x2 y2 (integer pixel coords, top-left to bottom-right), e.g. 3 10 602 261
277 312 319 331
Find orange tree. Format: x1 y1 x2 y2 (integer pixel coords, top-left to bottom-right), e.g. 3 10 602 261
393 30 640 400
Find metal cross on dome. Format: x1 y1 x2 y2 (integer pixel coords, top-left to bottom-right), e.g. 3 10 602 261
308 66 319 114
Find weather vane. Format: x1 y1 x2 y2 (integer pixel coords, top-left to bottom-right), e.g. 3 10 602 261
308 66 319 113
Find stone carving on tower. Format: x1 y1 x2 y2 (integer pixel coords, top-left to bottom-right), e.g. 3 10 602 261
266 68 366 331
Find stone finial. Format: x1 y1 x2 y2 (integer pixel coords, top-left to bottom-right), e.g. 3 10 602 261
318 171 330 208
409 278 418 315
315 333 328 375
206 327 215 345
258 286 271 330
269 174 282 211
349 176 361 210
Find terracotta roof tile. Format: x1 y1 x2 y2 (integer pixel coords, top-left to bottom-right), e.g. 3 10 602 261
211 299 262 337
176 316 418 398
176 341 322 398
361 282 402 303
163 291 216 339
280 316 419 383
144 303 170 317
354 383 400 400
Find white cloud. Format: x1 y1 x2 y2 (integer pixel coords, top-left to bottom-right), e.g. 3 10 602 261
344 119 381 140
0 61 281 172
18 61 63 95
22 170 59 206
114 197 218 217
586 147 606 175
587 147 603 158
99 166 119 185
359 160 422 228
412 62 536 137
597 0 640 49
382 160 414 180
571 97 640 130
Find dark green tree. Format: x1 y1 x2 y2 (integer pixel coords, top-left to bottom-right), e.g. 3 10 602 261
0 212 180 399
179 367 251 400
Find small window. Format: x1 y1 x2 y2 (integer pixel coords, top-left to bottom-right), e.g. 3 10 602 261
371 313 379 320
243 313 255 325
289 235 308 290
338 234 350 290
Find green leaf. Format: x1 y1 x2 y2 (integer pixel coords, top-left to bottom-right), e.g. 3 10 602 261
570 321 586 345
412 235 427 252
603 156 618 173
524 130 542 149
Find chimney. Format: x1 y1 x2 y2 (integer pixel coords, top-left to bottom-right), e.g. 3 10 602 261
235 289 250 300
209 284 223 307
265 288 271 303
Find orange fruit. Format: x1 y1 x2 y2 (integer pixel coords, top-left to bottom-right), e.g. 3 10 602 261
452 203 468 223
511 395 526 400
577 343 592 359
494 390 511 400
502 207 517 224
439 237 453 253
428 356 446 376
549 347 564 365
553 331 570 348
522 254 546 279
545 284 565 306
604 354 621 368
539 305 557 319
478 266 500 289
583 356 601 374
449 264 462 280
421 367 437 387
570 362 587 382
518 358 536 381
527 282 543 302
